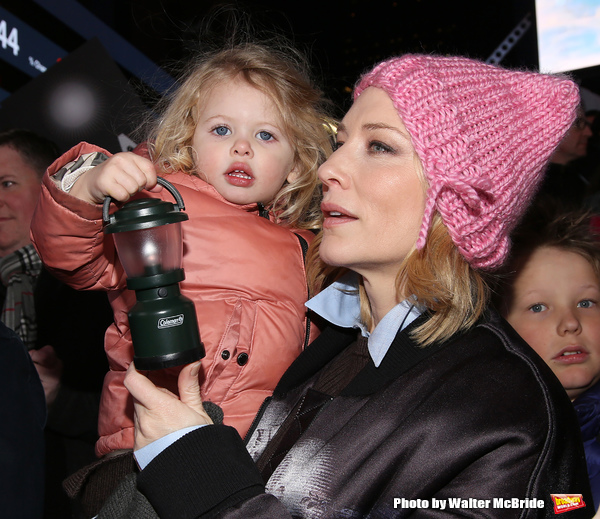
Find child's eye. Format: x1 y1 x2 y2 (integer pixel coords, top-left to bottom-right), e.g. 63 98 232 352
333 140 344 151
368 140 395 154
528 303 547 313
257 131 274 141
0 180 15 189
212 126 231 137
578 299 596 309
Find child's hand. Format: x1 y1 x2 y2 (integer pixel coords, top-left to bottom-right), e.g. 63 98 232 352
70 152 162 205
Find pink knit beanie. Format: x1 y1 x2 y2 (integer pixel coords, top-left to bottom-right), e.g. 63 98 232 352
354 54 579 270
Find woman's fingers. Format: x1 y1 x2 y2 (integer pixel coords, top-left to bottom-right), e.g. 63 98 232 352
178 361 205 414
125 361 212 451
124 361 161 407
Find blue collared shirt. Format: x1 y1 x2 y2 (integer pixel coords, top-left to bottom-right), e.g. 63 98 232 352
135 272 422 469
306 272 422 367
135 426 203 470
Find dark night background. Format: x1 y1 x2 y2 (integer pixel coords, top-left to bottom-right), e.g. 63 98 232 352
0 0 599 152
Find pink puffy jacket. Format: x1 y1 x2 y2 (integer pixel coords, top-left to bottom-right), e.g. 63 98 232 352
31 143 315 456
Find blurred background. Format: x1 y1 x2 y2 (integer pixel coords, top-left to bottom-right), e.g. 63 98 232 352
0 0 598 154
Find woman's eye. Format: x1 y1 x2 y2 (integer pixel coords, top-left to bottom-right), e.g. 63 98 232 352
578 299 596 309
369 141 394 153
212 126 231 136
333 140 344 151
257 131 274 141
1 180 15 188
529 303 547 313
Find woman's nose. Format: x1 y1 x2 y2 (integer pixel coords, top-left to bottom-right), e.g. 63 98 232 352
232 138 253 158
318 149 348 189
557 310 582 336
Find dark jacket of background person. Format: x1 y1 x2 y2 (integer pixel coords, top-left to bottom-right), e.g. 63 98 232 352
573 382 600 513
34 268 112 518
0 321 46 519
102 309 593 518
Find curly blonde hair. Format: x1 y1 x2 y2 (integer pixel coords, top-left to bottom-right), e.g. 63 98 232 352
146 43 334 230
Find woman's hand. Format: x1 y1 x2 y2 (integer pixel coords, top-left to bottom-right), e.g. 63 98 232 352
124 361 213 451
70 152 162 205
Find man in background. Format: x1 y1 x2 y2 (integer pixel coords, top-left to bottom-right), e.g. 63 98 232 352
537 107 593 207
0 129 56 347
0 129 112 518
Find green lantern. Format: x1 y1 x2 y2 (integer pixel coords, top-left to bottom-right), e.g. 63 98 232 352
103 177 205 370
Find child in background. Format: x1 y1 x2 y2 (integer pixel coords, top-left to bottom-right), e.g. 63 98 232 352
497 205 600 510
30 42 333 514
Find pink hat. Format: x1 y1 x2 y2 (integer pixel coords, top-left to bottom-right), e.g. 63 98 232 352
354 54 579 270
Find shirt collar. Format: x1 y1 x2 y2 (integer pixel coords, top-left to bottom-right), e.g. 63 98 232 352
306 272 422 367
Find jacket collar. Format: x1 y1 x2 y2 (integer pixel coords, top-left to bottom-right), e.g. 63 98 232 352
274 312 450 398
306 272 422 367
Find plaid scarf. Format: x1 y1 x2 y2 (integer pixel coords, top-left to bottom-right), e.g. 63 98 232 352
0 244 42 349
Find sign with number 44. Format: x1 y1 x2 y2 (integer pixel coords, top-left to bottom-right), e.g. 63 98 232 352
0 19 19 56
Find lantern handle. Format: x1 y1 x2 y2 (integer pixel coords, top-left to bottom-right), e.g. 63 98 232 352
102 176 186 223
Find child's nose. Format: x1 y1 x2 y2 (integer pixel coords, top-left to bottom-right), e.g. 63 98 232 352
232 138 253 158
557 310 582 336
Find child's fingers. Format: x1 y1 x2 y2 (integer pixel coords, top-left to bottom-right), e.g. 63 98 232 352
88 152 156 202
102 153 158 197
116 153 158 187
146 183 164 193
70 152 161 204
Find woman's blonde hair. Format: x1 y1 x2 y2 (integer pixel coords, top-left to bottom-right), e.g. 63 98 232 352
145 43 334 230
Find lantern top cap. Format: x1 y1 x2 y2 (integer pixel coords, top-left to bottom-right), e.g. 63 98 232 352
103 197 188 234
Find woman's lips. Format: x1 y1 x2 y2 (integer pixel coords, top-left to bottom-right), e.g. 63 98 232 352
553 347 589 364
321 203 357 228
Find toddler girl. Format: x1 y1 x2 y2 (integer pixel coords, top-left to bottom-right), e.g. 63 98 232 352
498 205 600 510
30 42 333 508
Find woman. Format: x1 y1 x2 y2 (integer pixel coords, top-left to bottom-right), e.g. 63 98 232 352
113 55 592 518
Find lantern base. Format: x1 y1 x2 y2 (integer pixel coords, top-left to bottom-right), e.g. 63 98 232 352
134 344 205 371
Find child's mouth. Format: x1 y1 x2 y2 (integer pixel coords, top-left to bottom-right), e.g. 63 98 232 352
228 170 252 180
225 165 255 188
554 348 588 364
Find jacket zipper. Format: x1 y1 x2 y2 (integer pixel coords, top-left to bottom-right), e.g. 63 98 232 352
244 396 272 443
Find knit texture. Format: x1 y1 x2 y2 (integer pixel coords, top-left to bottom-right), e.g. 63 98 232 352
355 55 580 269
